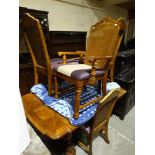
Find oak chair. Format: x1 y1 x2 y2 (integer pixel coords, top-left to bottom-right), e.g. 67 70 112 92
20 13 53 95
53 17 126 118
20 13 78 96
75 89 119 155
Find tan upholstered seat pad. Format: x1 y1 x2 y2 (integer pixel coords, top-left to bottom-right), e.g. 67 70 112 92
57 64 92 77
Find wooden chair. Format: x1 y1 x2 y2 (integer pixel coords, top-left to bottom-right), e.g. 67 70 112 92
75 89 119 155
20 13 53 95
53 17 126 118
20 13 78 96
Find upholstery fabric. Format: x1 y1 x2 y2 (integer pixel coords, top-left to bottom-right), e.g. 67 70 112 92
59 85 100 107
56 64 92 77
55 64 106 80
30 82 120 126
71 69 105 80
30 84 74 119
106 82 121 92
30 84 97 126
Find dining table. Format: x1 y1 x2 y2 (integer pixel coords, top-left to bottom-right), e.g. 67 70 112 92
22 93 78 155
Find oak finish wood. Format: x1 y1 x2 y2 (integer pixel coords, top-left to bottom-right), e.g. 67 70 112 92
22 93 77 155
20 13 53 95
19 7 49 95
76 89 122 155
54 17 126 118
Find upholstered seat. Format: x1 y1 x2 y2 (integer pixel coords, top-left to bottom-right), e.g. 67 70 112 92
54 64 106 80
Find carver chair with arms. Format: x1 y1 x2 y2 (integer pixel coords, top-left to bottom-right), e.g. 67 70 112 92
53 17 126 118
75 89 119 155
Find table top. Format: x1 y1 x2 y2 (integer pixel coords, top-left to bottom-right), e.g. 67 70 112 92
22 93 77 140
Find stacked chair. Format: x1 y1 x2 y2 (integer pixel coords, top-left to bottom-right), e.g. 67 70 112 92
53 17 126 118
75 89 119 155
21 13 126 119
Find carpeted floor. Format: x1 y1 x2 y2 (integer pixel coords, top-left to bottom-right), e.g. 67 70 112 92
21 106 135 155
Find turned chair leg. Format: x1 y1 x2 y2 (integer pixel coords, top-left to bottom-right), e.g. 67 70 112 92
48 74 52 96
54 74 58 98
74 81 83 119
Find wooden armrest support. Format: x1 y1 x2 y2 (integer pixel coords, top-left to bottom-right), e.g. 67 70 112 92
88 56 112 84
58 51 85 64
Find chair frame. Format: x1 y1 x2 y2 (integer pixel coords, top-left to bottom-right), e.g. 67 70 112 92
20 13 53 95
58 17 126 82
54 17 126 118
54 56 112 118
77 89 119 155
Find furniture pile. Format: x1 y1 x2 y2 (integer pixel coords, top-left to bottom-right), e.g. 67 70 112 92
20 13 129 155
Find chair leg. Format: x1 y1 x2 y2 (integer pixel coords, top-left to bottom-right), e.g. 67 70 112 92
34 69 39 85
65 133 76 155
102 72 108 96
88 135 93 155
100 122 110 144
88 141 93 155
110 67 114 82
48 74 52 96
54 74 58 98
73 81 83 119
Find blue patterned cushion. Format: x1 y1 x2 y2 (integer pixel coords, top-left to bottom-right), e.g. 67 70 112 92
30 84 74 119
106 82 120 92
30 84 98 126
30 82 120 126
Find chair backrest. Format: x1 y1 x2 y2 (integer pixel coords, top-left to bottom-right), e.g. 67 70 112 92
20 13 51 77
91 89 119 135
84 17 126 81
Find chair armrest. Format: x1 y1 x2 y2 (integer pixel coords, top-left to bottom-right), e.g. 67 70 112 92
58 51 85 64
88 56 112 67
88 55 112 76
